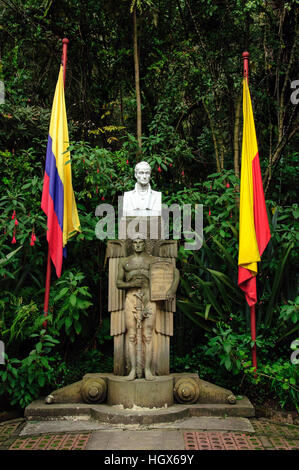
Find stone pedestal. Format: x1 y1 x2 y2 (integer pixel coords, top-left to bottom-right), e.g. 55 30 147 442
107 376 173 409
38 371 255 422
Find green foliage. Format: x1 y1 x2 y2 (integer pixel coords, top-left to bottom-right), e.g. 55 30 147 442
173 331 299 412
244 359 299 413
0 331 60 408
51 270 93 342
1 298 41 345
204 323 251 375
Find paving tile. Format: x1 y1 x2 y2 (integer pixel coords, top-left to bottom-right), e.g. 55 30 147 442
107 430 166 450
161 430 185 450
184 431 265 450
268 436 291 450
8 433 91 450
156 417 254 432
0 423 21 436
251 419 299 438
85 430 111 450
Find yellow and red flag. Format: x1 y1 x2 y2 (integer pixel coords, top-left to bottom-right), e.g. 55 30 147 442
238 78 271 306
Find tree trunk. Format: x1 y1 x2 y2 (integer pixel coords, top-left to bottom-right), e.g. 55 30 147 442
133 7 142 150
202 100 221 173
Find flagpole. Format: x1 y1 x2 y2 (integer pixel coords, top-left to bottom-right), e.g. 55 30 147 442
43 38 69 329
62 38 69 87
242 51 249 82
242 50 257 372
250 303 257 371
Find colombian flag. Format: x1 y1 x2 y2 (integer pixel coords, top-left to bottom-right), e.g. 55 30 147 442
41 65 80 277
238 78 271 306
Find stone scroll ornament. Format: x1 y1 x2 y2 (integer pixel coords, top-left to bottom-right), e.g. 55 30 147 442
107 238 178 379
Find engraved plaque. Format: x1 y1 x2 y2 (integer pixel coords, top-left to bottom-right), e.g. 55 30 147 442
150 261 173 301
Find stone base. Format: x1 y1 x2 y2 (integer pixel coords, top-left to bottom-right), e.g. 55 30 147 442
25 398 254 424
107 375 173 408
26 372 255 423
43 372 239 407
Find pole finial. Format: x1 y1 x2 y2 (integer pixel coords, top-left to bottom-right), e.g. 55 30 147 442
61 39 69 87
242 51 250 81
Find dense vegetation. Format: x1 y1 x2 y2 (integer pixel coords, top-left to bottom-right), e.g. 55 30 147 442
0 0 298 412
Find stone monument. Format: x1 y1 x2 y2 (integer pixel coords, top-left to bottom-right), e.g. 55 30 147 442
31 161 254 421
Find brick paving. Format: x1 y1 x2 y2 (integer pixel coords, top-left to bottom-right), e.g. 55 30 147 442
184 431 265 450
9 433 91 450
0 417 298 451
183 419 299 451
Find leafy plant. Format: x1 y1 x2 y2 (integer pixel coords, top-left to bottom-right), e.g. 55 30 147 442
51 270 93 342
243 358 299 413
0 331 60 408
204 323 251 375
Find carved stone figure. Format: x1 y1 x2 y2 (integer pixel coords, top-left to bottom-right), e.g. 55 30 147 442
123 161 161 217
107 237 179 379
115 238 179 380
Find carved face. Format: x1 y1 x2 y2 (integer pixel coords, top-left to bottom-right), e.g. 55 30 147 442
132 238 145 253
135 163 151 186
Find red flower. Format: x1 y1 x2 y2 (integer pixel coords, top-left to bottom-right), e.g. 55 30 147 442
11 210 16 220
11 235 16 244
97 168 99 173
209 210 211 216
169 163 172 167
101 196 105 201
181 170 185 176
226 182 230 188
14 218 18 226
126 159 129 164
158 166 162 172
210 185 212 190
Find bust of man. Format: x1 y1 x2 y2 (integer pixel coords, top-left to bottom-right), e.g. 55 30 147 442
122 161 162 217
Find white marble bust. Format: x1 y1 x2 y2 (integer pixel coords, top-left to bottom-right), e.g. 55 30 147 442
122 161 162 217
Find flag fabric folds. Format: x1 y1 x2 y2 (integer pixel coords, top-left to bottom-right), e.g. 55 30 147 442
238 78 271 306
41 65 80 277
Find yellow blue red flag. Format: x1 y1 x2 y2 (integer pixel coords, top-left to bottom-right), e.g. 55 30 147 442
41 65 80 277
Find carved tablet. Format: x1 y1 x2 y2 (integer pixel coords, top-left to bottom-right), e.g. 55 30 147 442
150 261 173 301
